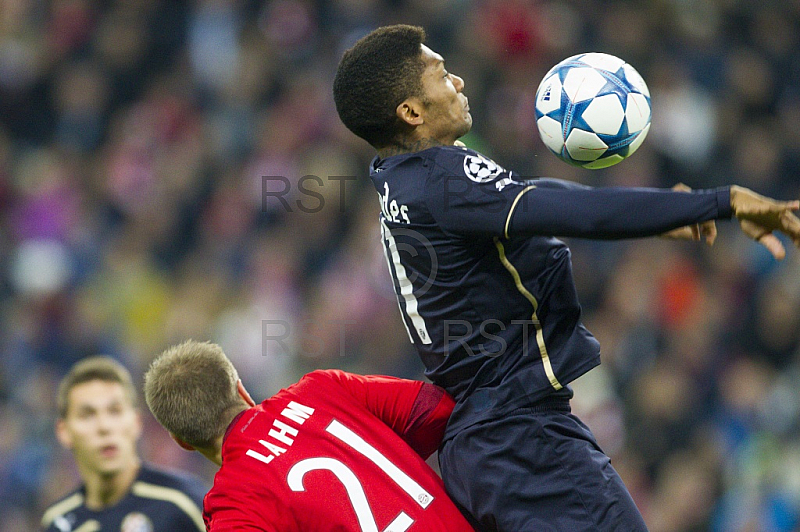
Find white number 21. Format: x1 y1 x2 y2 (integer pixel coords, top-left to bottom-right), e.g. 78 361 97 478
287 420 433 532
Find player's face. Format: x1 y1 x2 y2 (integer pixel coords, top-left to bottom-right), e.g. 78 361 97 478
57 380 142 478
416 44 472 143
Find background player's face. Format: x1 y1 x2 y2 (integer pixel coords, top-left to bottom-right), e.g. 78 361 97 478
57 380 142 478
416 44 472 143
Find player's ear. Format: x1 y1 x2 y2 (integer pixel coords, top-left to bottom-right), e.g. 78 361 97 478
56 418 73 450
170 433 196 452
237 379 256 407
396 99 424 126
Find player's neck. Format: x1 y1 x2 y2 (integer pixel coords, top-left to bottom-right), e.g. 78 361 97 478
197 441 224 467
376 137 446 159
82 458 141 510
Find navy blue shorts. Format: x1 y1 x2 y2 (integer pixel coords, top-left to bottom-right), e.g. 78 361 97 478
438 401 649 531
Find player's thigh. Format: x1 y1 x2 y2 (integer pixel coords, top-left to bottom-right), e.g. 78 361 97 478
439 410 648 532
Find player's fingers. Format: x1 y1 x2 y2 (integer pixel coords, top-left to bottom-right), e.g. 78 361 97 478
701 220 717 246
691 224 700 241
757 233 786 260
740 219 776 254
762 200 800 213
779 210 800 241
672 183 691 192
661 226 697 241
661 227 686 240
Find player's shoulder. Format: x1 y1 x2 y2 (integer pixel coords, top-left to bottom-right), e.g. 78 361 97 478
375 144 467 173
134 463 208 504
41 488 85 530
425 145 508 185
132 464 207 529
285 369 374 404
284 369 346 396
294 368 351 385
295 369 388 390
427 143 469 169
138 463 204 488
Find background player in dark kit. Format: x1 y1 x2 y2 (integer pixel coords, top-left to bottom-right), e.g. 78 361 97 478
333 24 800 531
144 339 475 531
41 356 206 531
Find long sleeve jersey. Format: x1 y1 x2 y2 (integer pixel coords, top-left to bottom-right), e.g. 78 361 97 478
204 370 474 531
370 144 731 438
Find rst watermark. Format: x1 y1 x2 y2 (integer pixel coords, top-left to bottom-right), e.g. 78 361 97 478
262 319 356 358
262 318 539 358
262 175 357 213
260 174 538 215
443 319 540 357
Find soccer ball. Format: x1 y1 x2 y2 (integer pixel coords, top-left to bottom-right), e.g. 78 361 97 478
534 53 651 169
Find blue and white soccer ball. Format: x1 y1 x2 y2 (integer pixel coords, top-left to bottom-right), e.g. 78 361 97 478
534 53 651 169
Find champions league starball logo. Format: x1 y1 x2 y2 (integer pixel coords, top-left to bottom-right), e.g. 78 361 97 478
463 154 504 183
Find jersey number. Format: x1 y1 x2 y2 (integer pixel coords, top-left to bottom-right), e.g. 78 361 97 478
287 420 433 532
380 221 432 345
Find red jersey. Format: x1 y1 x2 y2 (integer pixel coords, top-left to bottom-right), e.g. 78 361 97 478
203 370 475 531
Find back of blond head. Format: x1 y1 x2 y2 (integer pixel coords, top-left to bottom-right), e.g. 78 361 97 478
144 340 246 448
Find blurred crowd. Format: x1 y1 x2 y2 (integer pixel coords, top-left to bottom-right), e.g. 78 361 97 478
1 0 800 530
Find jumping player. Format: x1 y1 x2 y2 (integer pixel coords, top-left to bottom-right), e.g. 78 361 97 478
143 340 475 531
333 24 800 531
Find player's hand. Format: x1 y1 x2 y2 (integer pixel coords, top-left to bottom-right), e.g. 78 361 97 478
730 185 800 260
660 183 717 245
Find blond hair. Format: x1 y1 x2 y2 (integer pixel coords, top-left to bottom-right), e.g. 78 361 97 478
144 340 246 448
57 356 138 418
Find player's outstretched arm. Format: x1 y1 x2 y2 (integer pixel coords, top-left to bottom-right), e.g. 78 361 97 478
730 185 800 260
660 183 717 245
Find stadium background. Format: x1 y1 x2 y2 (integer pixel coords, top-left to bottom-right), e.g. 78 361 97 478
1 1 800 530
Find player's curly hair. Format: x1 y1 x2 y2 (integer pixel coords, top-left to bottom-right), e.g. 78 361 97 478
333 25 427 148
144 340 247 448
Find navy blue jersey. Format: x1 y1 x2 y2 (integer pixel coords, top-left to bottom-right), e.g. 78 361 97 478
41 464 207 532
371 145 731 439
